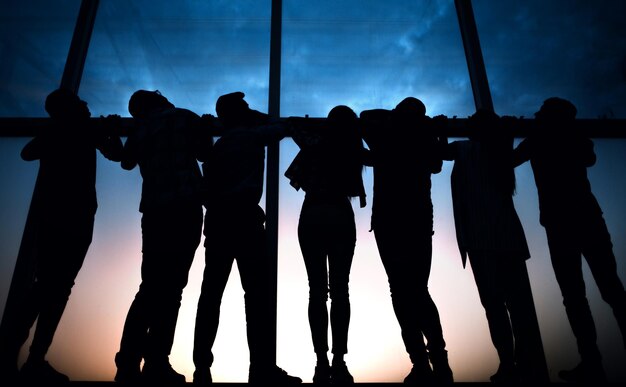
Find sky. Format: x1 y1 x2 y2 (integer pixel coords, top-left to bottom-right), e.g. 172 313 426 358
1 0 626 383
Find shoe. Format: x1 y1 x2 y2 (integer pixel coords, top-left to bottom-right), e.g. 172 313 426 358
490 362 519 383
249 365 302 384
19 360 70 384
114 351 142 384
313 363 331 384
404 363 434 384
193 367 213 385
330 361 354 384
558 361 607 383
114 366 142 384
429 350 453 384
142 361 186 384
0 363 19 385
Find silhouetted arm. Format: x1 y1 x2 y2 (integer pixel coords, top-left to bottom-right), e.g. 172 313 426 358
256 119 291 145
512 138 531 167
430 145 444 174
440 139 456 161
359 109 390 149
195 114 215 163
361 147 373 167
94 114 124 162
120 131 138 171
21 136 45 161
579 137 596 167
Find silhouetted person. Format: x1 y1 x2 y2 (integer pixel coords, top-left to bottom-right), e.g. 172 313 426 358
443 109 548 383
514 97 626 383
285 106 368 384
359 98 453 384
114 90 212 385
0 88 122 383
192 91 301 385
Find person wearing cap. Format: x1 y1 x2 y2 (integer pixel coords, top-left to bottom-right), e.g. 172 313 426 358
0 88 122 384
443 109 548 383
359 98 453 384
192 91 301 385
514 97 626 383
114 89 213 384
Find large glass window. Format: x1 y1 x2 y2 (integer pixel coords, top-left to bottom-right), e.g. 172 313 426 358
1 0 625 383
473 0 626 119
0 0 80 117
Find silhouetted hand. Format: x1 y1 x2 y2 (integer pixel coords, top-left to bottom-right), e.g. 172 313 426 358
98 114 122 136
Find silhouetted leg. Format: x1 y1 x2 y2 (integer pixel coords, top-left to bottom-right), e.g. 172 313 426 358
374 226 429 367
236 212 273 370
545 226 602 365
299 226 330 357
143 206 201 364
193 233 235 370
468 251 517 381
28 214 92 363
0 282 39 369
117 287 150 370
582 216 626 350
327 227 355 357
505 258 549 382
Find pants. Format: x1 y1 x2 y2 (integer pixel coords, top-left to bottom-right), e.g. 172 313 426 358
544 212 626 362
117 203 202 366
298 198 356 356
1 208 94 363
373 215 447 365
468 250 548 381
193 203 273 369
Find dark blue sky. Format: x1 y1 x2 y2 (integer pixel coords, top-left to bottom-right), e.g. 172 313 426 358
1 0 625 118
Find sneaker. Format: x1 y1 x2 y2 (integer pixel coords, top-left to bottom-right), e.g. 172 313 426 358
249 365 302 384
404 363 434 384
193 367 213 385
490 363 519 384
19 360 69 384
142 361 186 385
330 361 354 384
558 361 607 383
313 363 331 384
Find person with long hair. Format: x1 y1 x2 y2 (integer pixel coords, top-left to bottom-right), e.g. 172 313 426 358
443 109 548 383
285 105 367 384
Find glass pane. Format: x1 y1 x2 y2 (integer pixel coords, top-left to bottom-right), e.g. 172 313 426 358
1 1 272 382
278 0 474 382
473 0 626 118
0 1 80 117
281 0 474 117
81 0 272 118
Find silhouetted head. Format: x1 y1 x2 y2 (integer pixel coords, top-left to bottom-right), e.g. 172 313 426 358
45 88 90 120
393 97 426 121
216 91 249 127
328 105 358 126
535 97 577 122
468 109 501 141
128 90 174 119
